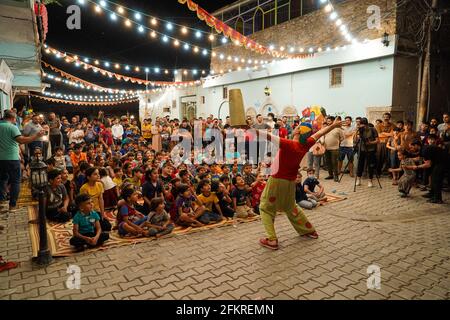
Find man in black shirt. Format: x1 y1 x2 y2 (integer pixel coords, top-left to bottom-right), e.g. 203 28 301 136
356 118 379 188
407 135 448 204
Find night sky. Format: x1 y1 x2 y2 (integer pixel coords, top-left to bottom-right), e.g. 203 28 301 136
35 0 236 114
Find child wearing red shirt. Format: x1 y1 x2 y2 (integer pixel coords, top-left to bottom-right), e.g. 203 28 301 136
251 173 266 214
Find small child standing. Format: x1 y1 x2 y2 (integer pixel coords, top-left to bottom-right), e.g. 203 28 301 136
295 172 319 209
99 168 118 210
389 150 416 197
141 198 175 238
232 175 256 218
53 147 66 171
70 194 109 251
116 188 149 237
251 173 266 214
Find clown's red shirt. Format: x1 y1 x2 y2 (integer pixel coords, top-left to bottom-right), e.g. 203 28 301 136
271 137 316 181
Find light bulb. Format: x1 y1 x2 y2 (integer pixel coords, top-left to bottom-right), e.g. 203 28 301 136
209 34 215 41
138 25 144 33
117 6 124 14
99 0 106 8
181 27 188 34
325 4 332 12
166 23 173 30
174 39 180 46
202 49 208 56
150 31 157 38
221 37 228 44
195 31 201 38
183 43 189 50
110 13 117 21
151 18 157 26
125 20 132 27
134 13 141 20
330 12 338 20
95 5 101 13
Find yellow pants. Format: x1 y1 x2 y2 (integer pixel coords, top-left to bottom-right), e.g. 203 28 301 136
260 177 316 241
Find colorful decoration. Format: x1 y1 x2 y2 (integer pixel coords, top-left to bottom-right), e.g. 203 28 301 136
300 106 327 132
34 2 48 41
31 94 138 106
177 0 309 59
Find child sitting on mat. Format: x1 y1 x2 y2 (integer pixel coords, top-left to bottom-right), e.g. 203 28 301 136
70 194 110 251
116 187 149 237
141 198 174 238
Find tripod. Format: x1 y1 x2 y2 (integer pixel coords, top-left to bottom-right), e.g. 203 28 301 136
339 130 382 192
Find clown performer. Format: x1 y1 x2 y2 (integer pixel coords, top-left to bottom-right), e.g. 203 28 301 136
250 118 342 250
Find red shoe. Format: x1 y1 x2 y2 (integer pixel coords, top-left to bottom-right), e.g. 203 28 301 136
259 238 279 250
302 231 319 239
0 256 18 273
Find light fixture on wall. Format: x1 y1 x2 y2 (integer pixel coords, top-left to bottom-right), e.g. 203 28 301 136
382 32 390 47
264 86 271 96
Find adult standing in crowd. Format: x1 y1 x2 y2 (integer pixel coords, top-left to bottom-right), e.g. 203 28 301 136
356 118 379 188
112 119 124 146
323 116 344 182
376 113 395 175
0 110 44 212
48 112 62 151
339 116 356 177
438 113 450 152
253 114 271 163
23 114 44 156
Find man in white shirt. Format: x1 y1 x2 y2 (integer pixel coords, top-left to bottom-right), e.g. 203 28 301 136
111 119 124 145
23 114 44 155
339 116 356 177
324 116 344 182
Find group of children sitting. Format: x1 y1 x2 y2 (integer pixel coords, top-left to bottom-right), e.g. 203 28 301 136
37 134 333 252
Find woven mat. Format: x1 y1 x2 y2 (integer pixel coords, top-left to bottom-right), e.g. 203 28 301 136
27 207 261 257
27 195 345 258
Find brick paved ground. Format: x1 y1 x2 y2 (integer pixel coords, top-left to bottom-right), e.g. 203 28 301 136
1 172 449 300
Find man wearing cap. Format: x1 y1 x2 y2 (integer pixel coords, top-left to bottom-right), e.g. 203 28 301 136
250 118 342 250
0 110 44 212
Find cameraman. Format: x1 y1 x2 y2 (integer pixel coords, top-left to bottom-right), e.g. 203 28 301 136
356 118 379 188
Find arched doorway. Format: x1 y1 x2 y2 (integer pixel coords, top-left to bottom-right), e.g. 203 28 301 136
281 106 298 127
245 107 257 120
261 103 279 118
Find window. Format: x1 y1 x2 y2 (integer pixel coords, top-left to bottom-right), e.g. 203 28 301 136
163 107 171 113
253 8 263 33
223 87 228 99
201 96 205 104
235 17 244 34
330 67 343 88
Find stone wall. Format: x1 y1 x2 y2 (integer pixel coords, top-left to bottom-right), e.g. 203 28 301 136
211 0 397 72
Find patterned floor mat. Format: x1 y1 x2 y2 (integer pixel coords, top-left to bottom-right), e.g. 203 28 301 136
27 193 346 257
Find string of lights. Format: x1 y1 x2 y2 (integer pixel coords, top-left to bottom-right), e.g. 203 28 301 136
78 0 292 59
32 94 138 106
42 52 202 88
43 44 209 77
42 90 138 102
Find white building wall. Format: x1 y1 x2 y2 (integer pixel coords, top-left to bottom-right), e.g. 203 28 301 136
198 57 394 120
140 38 396 121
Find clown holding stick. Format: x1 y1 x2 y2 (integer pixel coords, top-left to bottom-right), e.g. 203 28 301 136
248 118 342 250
